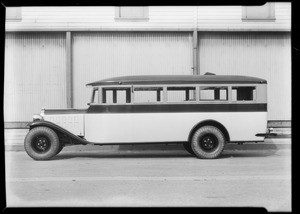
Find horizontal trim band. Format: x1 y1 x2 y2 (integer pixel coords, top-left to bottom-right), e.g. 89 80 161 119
4 122 30 129
8 175 289 183
86 103 267 113
5 28 291 32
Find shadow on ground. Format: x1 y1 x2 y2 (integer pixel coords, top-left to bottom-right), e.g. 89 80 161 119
52 147 280 160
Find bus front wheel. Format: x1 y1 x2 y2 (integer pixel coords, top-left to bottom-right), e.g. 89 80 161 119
191 125 225 159
24 127 61 160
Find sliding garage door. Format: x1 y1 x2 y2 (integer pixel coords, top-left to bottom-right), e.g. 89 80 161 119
72 32 193 108
198 32 291 120
4 33 67 122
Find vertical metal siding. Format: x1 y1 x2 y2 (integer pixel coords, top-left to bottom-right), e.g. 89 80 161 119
72 32 193 108
198 32 291 120
4 32 66 122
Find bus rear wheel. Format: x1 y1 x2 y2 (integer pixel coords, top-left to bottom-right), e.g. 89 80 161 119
191 125 225 159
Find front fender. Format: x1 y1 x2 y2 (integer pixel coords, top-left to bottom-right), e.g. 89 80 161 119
27 120 88 145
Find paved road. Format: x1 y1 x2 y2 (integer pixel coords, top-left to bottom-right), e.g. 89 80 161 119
5 148 291 211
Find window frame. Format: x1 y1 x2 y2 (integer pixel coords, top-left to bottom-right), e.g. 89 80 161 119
99 86 133 105
242 2 276 22
92 83 259 106
89 87 99 105
115 6 149 21
231 85 258 103
165 85 198 104
199 85 229 103
132 86 164 104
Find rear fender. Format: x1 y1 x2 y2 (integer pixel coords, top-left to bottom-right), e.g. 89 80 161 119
27 120 88 145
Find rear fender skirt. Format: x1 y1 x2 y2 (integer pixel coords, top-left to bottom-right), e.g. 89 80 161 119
27 120 89 145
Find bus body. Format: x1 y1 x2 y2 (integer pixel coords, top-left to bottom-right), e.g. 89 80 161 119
24 75 270 160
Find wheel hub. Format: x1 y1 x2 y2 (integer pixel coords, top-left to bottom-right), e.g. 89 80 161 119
32 136 50 153
199 134 218 152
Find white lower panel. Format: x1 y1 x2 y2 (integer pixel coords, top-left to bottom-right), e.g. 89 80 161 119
44 114 84 136
84 112 267 143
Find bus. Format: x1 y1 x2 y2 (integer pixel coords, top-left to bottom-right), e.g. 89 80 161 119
24 74 272 160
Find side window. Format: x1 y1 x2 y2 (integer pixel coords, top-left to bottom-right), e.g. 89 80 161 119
167 87 196 102
102 88 131 104
232 86 256 101
134 87 163 103
200 86 228 101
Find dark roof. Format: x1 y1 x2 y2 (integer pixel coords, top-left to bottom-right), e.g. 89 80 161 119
86 75 267 86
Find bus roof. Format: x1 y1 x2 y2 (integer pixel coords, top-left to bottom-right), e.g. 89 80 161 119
86 75 267 86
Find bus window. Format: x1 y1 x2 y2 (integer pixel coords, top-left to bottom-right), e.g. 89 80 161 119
134 87 163 103
167 87 196 102
232 86 256 101
102 88 131 104
200 87 228 101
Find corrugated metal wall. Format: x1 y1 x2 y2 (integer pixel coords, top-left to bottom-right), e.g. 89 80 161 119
198 32 291 120
72 32 193 108
4 33 66 121
4 31 291 122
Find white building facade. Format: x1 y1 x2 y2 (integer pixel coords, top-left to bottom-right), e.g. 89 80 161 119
4 3 291 126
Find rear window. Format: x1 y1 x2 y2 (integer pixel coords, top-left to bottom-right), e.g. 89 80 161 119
232 86 256 101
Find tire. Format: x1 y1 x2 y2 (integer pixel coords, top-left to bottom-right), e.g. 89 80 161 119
183 143 195 156
24 127 60 160
191 125 225 159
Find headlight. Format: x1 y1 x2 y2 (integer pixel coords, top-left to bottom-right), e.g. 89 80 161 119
33 114 43 121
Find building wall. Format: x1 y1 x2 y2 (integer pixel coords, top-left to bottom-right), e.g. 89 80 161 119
4 4 291 123
4 32 67 122
5 3 291 31
4 31 291 122
72 32 193 108
198 32 291 120
196 3 290 31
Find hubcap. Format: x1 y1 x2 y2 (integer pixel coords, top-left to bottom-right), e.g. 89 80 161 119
32 136 50 153
199 134 218 152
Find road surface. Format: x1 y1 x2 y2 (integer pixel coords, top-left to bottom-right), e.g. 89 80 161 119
5 147 291 211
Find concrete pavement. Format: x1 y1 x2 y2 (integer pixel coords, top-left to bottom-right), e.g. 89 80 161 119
5 148 291 211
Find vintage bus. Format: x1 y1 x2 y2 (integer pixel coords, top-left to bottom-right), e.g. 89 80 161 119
24 75 272 160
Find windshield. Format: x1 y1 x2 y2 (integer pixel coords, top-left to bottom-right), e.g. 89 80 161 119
90 88 99 104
